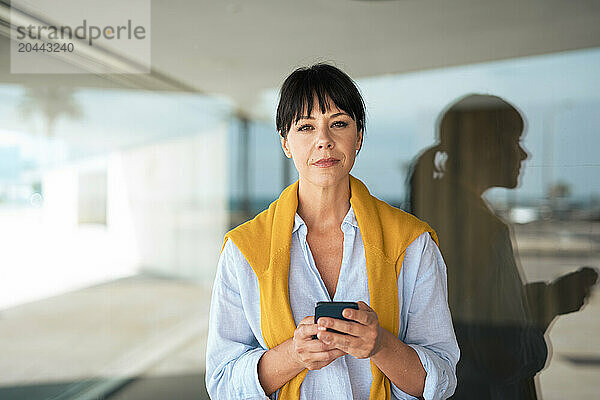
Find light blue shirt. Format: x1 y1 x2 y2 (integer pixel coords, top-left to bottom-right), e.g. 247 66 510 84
206 206 459 399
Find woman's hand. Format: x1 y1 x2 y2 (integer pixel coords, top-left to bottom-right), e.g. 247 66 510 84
316 301 385 359
289 316 347 370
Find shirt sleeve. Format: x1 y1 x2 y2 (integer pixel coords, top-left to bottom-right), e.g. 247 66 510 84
390 232 460 400
205 239 271 400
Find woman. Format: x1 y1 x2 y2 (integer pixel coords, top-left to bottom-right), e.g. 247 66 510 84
206 63 459 400
407 94 597 399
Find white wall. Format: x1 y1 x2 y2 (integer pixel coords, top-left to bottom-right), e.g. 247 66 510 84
115 124 228 282
0 123 228 310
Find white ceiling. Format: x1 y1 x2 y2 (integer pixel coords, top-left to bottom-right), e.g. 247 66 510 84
2 0 600 117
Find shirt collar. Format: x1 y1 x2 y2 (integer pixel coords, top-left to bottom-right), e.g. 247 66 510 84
292 205 358 234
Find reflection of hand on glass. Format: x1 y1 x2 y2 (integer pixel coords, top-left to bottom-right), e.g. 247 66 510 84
550 266 598 316
526 267 598 331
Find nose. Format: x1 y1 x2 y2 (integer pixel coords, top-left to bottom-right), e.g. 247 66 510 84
519 145 528 161
316 125 334 150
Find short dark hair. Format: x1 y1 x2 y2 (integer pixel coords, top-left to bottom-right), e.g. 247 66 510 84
276 63 366 142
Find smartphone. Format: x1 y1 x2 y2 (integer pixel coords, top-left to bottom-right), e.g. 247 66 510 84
312 301 359 339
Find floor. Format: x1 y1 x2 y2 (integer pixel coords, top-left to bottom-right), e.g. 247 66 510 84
0 275 211 400
1 220 599 399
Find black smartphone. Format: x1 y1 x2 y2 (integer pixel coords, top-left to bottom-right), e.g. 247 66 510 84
312 301 359 339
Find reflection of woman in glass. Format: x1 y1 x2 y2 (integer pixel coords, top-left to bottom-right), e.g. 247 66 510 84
205 64 460 399
408 94 597 399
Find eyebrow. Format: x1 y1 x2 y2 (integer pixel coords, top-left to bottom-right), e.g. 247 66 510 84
297 112 350 120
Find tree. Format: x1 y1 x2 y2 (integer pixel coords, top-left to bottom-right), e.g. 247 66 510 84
547 181 571 200
19 86 82 137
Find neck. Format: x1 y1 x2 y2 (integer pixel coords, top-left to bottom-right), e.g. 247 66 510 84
453 171 490 198
458 178 486 198
296 176 351 234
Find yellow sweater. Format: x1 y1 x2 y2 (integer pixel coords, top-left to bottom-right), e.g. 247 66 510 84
222 175 438 399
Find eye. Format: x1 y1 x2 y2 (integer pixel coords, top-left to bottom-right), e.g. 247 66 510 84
332 121 348 128
297 124 312 131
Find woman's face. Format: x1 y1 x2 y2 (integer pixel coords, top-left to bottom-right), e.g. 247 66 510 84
497 131 528 189
470 129 528 190
280 98 362 189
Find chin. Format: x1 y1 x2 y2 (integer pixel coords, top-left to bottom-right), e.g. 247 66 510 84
503 178 519 189
500 169 521 189
303 169 349 188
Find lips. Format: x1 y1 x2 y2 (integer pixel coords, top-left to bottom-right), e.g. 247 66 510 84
313 157 340 167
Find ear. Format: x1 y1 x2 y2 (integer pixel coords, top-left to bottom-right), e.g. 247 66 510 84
356 130 363 152
280 135 292 158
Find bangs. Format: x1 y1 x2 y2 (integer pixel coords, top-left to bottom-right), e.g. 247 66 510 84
276 63 366 138
288 79 355 128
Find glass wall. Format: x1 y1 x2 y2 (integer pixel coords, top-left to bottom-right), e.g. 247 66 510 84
240 47 600 399
0 84 232 399
1 36 598 400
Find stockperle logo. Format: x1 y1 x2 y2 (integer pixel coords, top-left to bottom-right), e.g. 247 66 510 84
10 0 151 74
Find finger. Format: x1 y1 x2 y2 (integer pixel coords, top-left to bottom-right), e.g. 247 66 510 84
304 350 336 369
318 317 361 336
298 316 315 325
297 324 319 340
311 348 347 362
342 307 373 326
309 349 348 370
329 349 347 358
317 331 356 353
304 338 338 353
322 349 347 361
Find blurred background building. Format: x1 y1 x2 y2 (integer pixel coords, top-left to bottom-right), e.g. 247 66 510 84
0 1 599 399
